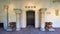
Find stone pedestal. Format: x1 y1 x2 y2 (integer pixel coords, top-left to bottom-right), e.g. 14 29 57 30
6 27 12 31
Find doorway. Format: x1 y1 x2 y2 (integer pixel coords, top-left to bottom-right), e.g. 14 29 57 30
0 23 3 28
26 10 35 27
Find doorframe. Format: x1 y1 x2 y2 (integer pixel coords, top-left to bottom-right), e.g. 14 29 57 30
26 10 35 27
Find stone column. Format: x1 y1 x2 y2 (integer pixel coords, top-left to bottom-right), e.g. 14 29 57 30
39 8 47 31
4 5 11 31
16 13 21 31
14 9 22 31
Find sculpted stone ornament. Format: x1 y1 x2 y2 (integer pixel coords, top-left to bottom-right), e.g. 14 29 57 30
53 0 60 3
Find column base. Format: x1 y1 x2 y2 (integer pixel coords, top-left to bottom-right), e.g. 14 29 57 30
40 28 45 31
16 28 21 31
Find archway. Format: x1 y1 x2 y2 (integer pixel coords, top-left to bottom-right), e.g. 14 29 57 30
26 10 35 27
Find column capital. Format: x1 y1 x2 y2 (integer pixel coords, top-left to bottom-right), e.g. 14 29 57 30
14 8 22 14
39 8 47 12
39 8 47 14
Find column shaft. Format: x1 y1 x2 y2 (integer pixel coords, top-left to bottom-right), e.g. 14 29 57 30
16 14 21 31
40 13 45 31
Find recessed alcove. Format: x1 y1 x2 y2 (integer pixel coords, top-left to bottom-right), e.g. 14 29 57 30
0 23 3 28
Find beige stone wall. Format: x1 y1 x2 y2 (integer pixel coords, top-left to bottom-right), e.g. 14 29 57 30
0 0 60 29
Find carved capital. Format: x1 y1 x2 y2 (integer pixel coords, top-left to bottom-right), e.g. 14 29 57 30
39 8 47 14
14 8 22 14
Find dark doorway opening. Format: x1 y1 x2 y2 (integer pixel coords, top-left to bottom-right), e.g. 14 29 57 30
26 10 35 27
0 23 3 28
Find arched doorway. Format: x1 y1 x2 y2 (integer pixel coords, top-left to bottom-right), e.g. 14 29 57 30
26 10 35 27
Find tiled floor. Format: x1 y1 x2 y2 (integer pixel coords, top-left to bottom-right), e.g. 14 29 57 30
0 26 60 34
